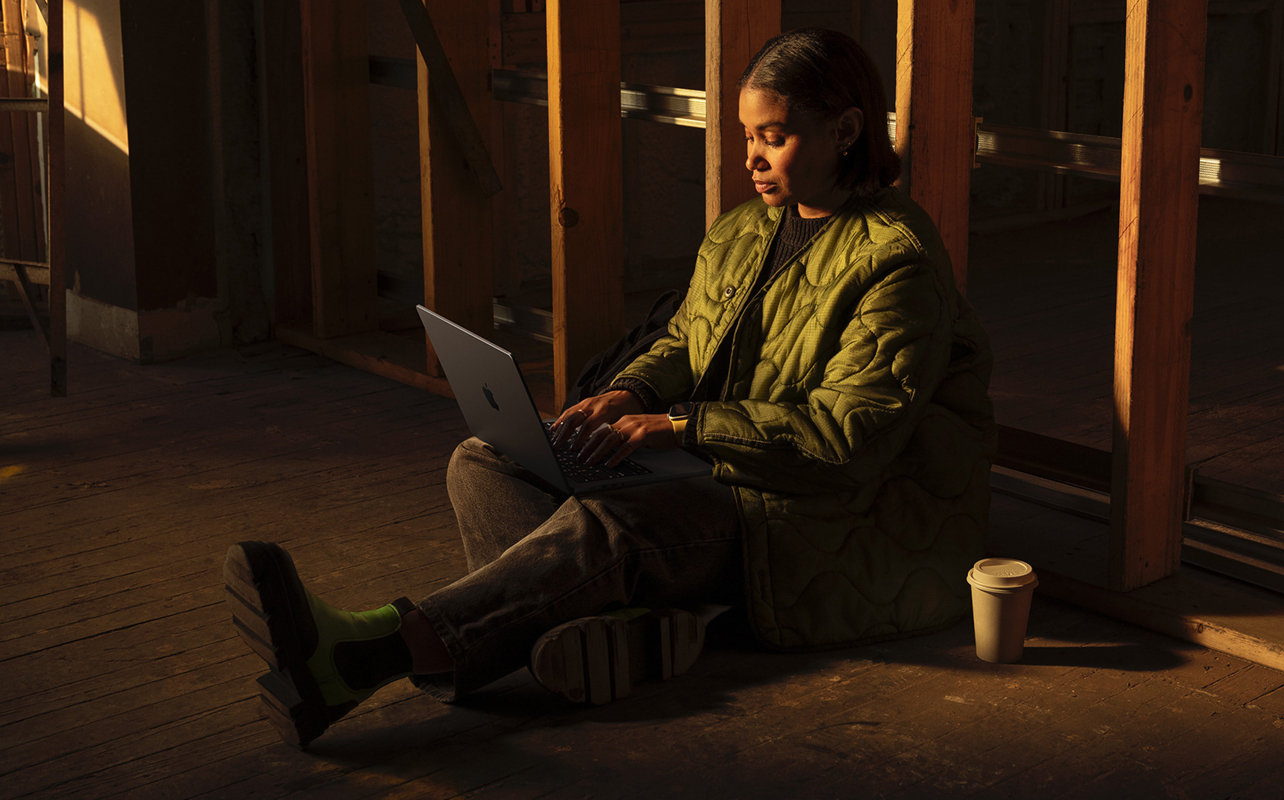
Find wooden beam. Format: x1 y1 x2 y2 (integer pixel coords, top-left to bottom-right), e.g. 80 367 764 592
8 258 48 344
894 0 975 296
47 0 64 396
19 0 45 262
0 33 20 264
0 258 49 284
1110 0 1208 592
704 0 779 229
2 0 39 262
546 0 623 411
488 0 520 299
260 0 313 330
301 0 376 338
25 12 44 263
397 0 502 198
416 0 494 377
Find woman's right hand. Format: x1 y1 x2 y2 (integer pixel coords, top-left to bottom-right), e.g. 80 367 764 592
550 389 644 453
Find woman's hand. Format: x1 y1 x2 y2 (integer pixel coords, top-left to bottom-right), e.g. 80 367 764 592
551 390 682 466
578 413 681 468
550 390 644 452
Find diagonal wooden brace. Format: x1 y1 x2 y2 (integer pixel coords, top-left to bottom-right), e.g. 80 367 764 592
396 0 502 198
2 259 51 349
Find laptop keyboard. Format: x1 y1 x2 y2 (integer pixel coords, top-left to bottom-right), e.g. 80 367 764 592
543 422 653 484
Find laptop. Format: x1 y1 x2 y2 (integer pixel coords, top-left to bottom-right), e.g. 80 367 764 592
417 305 713 494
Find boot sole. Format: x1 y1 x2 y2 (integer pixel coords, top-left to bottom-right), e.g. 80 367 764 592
530 609 705 704
224 541 342 748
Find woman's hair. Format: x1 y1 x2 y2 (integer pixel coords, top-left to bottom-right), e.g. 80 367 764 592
739 27 900 195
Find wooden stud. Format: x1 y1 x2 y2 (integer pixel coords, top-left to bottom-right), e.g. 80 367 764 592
488 0 520 300
1110 0 1208 592
22 0 45 261
0 258 48 283
546 0 623 411
0 33 19 264
259 0 313 330
8 259 47 343
47 0 64 396
415 0 494 376
301 0 376 338
2 0 38 262
398 0 501 198
704 0 780 229
894 0 975 296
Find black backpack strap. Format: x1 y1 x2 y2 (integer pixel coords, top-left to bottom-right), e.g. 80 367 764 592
562 288 687 410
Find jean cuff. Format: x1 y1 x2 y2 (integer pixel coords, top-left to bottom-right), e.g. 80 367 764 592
409 597 466 703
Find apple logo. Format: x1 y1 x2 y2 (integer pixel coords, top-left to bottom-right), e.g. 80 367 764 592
483 383 500 411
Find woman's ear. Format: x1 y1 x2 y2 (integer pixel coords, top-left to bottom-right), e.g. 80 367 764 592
836 106 864 152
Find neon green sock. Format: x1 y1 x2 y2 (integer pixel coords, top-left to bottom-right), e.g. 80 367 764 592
303 592 413 706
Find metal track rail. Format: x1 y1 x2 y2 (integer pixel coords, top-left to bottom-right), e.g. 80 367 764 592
977 124 1284 204
491 68 708 129
372 59 1284 201
490 66 1284 204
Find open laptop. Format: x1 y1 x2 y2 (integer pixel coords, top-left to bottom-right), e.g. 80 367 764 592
417 305 713 494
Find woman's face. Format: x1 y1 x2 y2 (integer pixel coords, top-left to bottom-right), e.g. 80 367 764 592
739 87 861 218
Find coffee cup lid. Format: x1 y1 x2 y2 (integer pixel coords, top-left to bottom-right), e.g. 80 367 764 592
968 558 1037 590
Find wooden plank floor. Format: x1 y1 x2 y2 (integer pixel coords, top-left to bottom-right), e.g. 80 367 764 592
969 194 1284 497
8 331 1284 799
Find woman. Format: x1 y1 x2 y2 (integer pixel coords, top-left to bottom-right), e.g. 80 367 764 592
224 27 995 748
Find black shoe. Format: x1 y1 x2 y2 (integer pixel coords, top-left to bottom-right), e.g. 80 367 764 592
223 541 415 747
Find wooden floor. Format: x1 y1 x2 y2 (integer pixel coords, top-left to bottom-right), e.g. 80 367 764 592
6 331 1284 799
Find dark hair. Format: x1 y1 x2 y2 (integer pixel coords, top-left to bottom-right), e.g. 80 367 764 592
739 28 900 195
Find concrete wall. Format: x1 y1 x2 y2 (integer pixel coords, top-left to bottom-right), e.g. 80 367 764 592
62 0 270 361
64 0 253 362
64 0 136 315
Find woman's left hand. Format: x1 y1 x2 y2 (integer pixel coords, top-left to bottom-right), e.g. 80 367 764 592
578 413 681 468
552 390 642 456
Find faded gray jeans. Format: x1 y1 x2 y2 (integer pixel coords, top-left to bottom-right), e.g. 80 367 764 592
413 437 743 700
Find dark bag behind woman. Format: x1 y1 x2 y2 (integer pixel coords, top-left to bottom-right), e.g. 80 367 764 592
561 288 686 411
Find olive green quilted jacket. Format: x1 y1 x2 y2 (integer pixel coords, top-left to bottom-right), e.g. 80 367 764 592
614 187 996 650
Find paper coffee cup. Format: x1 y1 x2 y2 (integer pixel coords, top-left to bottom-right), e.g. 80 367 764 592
967 558 1038 663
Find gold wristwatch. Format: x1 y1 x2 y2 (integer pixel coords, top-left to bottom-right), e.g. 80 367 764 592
668 402 695 444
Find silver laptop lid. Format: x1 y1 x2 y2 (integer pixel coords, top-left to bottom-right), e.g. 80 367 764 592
415 305 570 494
